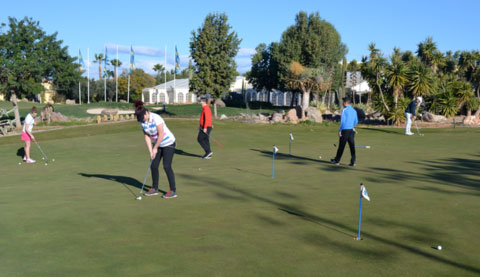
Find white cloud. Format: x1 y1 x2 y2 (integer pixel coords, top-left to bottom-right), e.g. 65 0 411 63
237 47 256 57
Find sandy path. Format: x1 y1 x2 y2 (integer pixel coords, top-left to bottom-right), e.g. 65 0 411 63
86 108 134 115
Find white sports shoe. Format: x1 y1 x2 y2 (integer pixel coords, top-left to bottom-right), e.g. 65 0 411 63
26 159 36 163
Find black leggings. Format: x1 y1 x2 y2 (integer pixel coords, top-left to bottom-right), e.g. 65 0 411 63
197 127 212 154
151 142 176 192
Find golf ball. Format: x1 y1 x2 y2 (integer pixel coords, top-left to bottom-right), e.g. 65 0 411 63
18 162 22 165
45 163 48 166
437 245 442 250
318 156 322 159
136 196 142 200
42 157 45 160
52 159 55 162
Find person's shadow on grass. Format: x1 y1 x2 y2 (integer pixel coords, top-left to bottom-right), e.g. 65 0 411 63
16 147 25 160
175 149 203 158
78 173 166 196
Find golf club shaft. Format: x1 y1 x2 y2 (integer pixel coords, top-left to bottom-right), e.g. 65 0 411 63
139 159 154 195
35 142 48 161
200 128 223 148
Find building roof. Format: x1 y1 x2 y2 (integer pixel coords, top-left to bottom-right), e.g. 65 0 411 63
152 78 190 90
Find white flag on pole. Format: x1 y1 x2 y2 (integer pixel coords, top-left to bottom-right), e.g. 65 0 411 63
361 184 370 201
273 146 279 154
289 133 294 141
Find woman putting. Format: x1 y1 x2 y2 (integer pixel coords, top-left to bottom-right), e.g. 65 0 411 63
134 100 177 198
21 106 38 163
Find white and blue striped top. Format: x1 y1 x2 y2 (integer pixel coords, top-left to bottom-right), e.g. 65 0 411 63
141 113 175 147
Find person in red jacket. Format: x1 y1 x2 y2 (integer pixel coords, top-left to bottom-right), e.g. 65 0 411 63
198 97 213 159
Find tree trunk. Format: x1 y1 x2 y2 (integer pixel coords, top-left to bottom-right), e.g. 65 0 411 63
10 93 22 130
98 65 102 80
213 102 218 119
376 73 390 112
301 90 310 119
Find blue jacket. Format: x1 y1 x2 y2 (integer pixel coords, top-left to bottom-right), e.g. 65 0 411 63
405 100 417 115
339 105 358 132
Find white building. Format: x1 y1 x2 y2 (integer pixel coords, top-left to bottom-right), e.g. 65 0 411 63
143 76 253 104
142 79 196 104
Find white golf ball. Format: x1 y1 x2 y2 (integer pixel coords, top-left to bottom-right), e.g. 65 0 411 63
52 159 55 162
18 162 22 165
318 156 322 159
136 196 142 200
45 163 48 166
437 245 442 250
42 157 45 160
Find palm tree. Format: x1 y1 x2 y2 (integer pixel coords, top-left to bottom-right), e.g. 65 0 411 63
416 37 437 67
93 53 104 80
408 63 434 97
110 59 122 79
386 56 408 109
431 51 445 75
153 64 165 79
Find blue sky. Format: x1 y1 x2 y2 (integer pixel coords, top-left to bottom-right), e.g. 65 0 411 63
2 0 479 79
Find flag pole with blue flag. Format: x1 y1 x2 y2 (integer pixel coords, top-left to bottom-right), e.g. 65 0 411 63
128 45 134 103
272 145 279 178
356 183 370 240
103 46 108 102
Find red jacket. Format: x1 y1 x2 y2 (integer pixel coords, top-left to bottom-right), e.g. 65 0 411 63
200 105 212 128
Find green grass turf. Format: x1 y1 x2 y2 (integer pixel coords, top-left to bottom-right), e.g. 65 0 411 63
0 121 479 276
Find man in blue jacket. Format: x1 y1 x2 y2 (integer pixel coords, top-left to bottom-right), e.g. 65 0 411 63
405 96 422 135
331 97 358 166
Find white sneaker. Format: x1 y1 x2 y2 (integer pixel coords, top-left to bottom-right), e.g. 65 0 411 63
405 133 414 136
26 159 36 163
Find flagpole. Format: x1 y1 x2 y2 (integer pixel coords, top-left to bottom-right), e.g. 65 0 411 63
272 145 277 178
357 193 363 240
104 45 107 102
116 44 118 102
127 75 130 103
87 47 90 104
78 48 81 105
164 45 167 104
174 44 176 102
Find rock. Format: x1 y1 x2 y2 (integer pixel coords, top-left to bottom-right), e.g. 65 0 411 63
66 99 76 105
101 109 119 115
422 112 447 122
120 100 127 103
215 99 226 107
220 114 228 120
49 112 69 122
271 112 284 123
285 109 299 124
305 107 323 123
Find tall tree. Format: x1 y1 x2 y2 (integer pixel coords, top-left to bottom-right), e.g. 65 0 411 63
153 63 165 80
246 43 279 101
273 11 347 115
110 59 122 79
0 17 79 127
386 54 408 109
93 53 104 80
190 12 241 117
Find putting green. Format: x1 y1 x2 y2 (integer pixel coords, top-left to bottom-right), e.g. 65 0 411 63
0 120 479 276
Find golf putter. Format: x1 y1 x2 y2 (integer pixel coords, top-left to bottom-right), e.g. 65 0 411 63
137 159 154 200
414 121 424 136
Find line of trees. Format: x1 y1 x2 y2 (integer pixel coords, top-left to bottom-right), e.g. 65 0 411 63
247 11 347 117
360 38 480 122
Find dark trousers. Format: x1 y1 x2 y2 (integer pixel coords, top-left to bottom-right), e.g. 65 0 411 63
151 142 176 192
197 127 212 154
335 129 356 164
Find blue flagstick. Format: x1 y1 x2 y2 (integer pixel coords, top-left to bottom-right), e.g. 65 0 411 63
272 145 278 178
356 183 370 240
289 134 292 156
272 146 276 178
357 192 363 240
